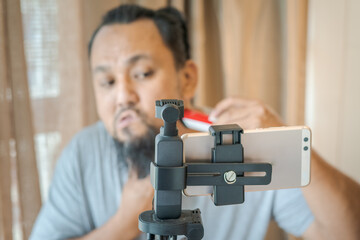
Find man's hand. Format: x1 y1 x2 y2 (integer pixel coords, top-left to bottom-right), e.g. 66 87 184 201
116 170 154 239
72 170 154 240
209 97 283 129
209 97 360 240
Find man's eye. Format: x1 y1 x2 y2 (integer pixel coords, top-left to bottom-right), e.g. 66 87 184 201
101 79 115 87
134 70 154 81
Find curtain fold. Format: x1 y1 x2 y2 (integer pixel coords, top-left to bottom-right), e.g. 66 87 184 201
284 0 308 125
0 2 13 240
189 0 294 115
0 0 41 239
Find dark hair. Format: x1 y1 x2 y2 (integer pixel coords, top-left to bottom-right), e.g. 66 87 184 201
88 4 190 69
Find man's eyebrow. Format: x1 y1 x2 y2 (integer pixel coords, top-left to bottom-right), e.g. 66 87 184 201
93 65 110 74
92 55 151 74
126 54 151 65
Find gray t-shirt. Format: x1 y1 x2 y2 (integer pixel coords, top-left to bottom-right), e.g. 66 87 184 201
30 121 314 240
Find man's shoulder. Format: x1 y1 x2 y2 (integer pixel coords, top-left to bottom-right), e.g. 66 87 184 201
72 121 109 143
67 121 111 149
59 121 113 165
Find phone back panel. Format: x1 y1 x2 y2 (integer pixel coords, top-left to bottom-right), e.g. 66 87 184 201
182 126 311 196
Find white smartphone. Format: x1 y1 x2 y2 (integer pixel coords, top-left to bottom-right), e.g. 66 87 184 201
182 126 311 196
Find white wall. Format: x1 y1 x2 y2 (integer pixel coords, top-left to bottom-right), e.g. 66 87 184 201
306 0 360 182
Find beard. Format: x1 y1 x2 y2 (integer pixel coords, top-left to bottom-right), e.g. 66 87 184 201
113 106 158 179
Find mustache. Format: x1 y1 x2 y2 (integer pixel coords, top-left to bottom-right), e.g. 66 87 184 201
113 105 150 131
114 105 143 122
112 104 154 142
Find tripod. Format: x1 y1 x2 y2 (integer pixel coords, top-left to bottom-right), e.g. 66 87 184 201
139 99 272 239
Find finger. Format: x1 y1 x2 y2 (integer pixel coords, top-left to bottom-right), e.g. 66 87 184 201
216 110 263 129
209 98 238 121
213 106 253 123
128 168 138 180
216 113 251 125
209 97 254 120
138 175 152 185
217 105 283 129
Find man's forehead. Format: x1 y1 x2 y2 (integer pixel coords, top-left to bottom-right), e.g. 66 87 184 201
91 19 166 63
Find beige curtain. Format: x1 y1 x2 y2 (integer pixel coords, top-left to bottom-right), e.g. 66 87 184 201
190 0 308 125
0 0 42 239
0 0 308 239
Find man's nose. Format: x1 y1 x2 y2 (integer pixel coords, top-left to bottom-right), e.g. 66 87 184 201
115 78 139 107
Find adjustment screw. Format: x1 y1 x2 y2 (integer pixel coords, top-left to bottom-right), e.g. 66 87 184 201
224 171 237 184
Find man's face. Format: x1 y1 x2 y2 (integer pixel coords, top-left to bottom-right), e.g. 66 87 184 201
91 20 193 142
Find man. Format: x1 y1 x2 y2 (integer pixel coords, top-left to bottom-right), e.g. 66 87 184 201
30 4 360 240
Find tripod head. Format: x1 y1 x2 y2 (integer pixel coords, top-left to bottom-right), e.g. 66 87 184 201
155 99 184 136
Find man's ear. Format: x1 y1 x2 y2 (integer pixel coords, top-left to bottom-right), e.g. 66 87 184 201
179 60 198 102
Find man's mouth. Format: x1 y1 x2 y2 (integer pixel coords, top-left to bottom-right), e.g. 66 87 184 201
116 110 140 130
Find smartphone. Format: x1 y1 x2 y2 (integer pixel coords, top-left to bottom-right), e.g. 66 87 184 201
181 126 311 196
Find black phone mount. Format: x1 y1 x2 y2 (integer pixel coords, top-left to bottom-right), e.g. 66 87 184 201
138 99 272 240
